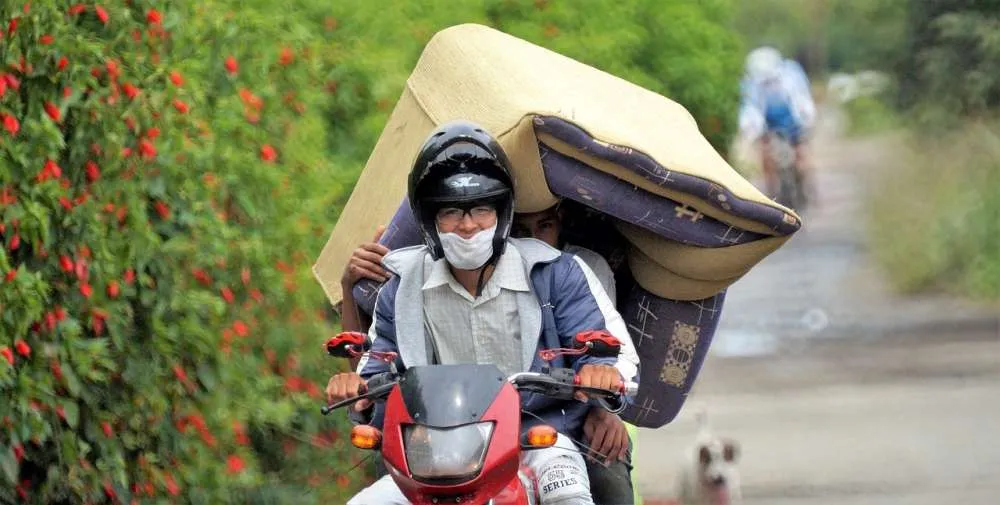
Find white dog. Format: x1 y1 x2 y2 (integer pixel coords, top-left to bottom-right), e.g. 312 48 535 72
673 409 742 505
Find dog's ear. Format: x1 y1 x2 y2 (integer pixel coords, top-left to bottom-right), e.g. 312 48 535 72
699 445 712 466
723 440 740 462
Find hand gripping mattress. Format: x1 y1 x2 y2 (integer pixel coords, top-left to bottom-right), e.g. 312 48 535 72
312 24 801 428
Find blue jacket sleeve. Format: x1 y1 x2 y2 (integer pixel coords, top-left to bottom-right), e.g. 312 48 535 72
550 257 619 373
357 276 404 379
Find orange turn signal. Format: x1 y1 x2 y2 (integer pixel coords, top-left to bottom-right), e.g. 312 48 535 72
525 425 558 448
350 425 382 450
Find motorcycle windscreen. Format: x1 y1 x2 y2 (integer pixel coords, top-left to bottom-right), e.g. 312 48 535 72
398 364 506 427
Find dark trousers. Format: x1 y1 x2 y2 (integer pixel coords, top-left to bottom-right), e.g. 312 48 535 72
586 444 635 505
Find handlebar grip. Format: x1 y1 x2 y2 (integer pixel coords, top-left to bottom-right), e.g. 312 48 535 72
365 372 396 392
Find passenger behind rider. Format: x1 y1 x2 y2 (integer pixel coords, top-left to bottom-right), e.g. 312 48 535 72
739 46 817 201
326 120 640 505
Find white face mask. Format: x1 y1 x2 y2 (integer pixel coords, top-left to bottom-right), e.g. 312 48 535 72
437 224 496 270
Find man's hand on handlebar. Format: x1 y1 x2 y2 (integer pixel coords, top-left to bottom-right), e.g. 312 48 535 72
574 364 623 402
325 372 372 412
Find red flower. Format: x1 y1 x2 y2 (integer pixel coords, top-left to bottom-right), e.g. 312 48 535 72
85 160 100 182
103 482 116 501
220 287 235 304
39 34 54 45
124 268 135 284
105 59 119 79
241 268 251 285
1 347 13 365
95 5 109 24
45 159 62 178
249 288 263 302
60 255 74 272
154 200 170 220
172 99 189 114
7 18 18 36
44 102 60 122
336 474 351 489
233 320 249 337
102 422 114 438
57 56 68 71
91 310 107 336
3 74 19 90
122 82 140 100
107 280 120 298
169 70 184 86
4 270 15 282
59 197 73 210
0 79 6 98
305 381 321 399
139 139 156 159
260 144 277 162
226 455 245 474
192 269 211 286
75 258 88 280
233 422 250 445
51 359 63 378
284 376 303 392
279 46 294 66
13 444 24 462
172 365 187 382
164 473 180 496
54 306 66 321
80 283 93 298
9 234 20 251
146 9 162 25
2 114 18 136
63 86 72 98
224 56 238 75
147 127 160 139
14 340 29 357
68 4 86 15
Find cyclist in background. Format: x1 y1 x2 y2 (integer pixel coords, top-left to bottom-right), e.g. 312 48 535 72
739 46 817 204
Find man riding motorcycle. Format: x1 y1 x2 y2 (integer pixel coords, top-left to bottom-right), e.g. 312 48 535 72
340 201 638 504
326 120 640 505
738 46 817 204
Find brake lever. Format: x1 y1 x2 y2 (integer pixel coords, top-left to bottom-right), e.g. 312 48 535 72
320 382 396 415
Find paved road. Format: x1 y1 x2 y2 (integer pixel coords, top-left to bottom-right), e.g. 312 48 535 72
635 108 1000 504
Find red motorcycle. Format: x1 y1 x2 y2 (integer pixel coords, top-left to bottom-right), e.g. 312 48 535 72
322 330 637 505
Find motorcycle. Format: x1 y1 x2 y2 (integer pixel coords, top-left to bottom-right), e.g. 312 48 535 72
322 330 638 505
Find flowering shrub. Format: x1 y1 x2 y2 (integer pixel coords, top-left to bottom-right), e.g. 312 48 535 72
1 2 359 503
1 1 746 503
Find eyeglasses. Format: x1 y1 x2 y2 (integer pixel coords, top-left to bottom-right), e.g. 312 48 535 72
435 206 496 227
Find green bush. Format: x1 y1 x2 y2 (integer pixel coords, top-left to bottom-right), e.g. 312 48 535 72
324 0 745 156
843 94 901 136
867 120 1000 299
1 2 358 503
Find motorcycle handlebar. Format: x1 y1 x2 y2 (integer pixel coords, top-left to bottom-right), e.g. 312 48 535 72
507 370 637 413
321 369 637 416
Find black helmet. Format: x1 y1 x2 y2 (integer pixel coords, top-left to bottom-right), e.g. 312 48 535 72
408 120 515 263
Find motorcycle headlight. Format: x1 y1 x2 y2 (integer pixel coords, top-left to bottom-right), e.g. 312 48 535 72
403 422 494 481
